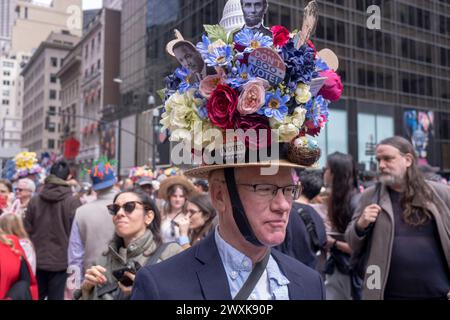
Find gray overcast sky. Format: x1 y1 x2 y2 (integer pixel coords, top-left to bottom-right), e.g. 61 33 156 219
32 0 103 10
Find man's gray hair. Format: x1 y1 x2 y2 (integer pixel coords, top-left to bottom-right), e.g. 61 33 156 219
18 178 36 193
240 0 268 7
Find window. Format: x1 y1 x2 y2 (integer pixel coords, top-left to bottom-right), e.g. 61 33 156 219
3 80 10 86
358 113 394 170
317 109 349 168
3 71 10 76
50 74 57 83
49 106 56 114
85 45 88 58
98 32 101 46
48 139 55 149
49 90 57 100
50 57 58 67
2 100 9 105
97 59 101 70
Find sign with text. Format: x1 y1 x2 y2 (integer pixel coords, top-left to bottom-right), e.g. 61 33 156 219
248 48 286 86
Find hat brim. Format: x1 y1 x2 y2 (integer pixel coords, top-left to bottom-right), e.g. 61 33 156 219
158 175 196 200
92 178 117 191
184 160 317 179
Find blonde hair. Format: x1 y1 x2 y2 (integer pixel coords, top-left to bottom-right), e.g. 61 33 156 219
0 214 29 239
0 227 19 254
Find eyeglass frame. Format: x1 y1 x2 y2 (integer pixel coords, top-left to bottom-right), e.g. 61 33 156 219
236 183 302 200
107 201 147 216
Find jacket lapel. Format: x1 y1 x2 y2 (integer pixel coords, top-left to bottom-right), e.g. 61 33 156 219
271 250 305 300
195 232 232 300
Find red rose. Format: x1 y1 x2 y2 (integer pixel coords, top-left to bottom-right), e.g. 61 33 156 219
307 40 317 58
207 84 238 129
271 25 290 48
234 114 272 150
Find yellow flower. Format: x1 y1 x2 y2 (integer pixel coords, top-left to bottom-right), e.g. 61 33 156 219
295 84 312 104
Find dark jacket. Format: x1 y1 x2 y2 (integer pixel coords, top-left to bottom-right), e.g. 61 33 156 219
24 175 82 272
275 202 327 270
131 231 325 300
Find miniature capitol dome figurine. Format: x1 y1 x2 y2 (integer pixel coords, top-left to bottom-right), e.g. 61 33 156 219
220 0 245 33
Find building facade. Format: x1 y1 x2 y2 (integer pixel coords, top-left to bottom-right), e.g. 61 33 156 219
56 39 81 158
103 0 122 11
117 0 450 174
21 31 79 155
77 8 121 168
0 56 21 149
0 0 16 55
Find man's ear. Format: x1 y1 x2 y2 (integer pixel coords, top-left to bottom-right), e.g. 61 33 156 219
404 153 414 168
209 171 226 213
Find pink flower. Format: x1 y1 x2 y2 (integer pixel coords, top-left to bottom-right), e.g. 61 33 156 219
199 68 226 98
318 70 343 101
237 78 269 115
207 84 238 129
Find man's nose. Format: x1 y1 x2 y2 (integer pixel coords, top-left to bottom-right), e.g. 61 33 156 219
271 189 291 213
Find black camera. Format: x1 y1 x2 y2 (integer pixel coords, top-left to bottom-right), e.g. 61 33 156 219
112 261 142 287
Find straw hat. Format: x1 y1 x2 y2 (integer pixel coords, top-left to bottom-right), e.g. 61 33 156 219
158 175 196 200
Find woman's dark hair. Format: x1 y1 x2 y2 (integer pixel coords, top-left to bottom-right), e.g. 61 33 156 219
112 189 162 250
327 152 358 234
378 136 435 226
298 169 323 200
0 179 13 193
187 194 217 245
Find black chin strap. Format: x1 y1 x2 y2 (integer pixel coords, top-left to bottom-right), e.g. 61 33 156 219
224 168 263 247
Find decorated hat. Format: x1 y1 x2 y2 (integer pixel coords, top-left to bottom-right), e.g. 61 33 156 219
129 166 154 183
159 0 343 179
88 157 117 191
158 175 196 201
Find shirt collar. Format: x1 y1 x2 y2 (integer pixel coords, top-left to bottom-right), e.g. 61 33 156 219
214 226 253 272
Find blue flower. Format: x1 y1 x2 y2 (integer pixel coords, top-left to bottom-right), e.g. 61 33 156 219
234 29 273 53
227 63 255 88
174 67 197 93
196 35 212 56
203 45 233 68
281 40 317 87
258 89 290 122
305 95 329 126
315 58 330 72
198 105 209 120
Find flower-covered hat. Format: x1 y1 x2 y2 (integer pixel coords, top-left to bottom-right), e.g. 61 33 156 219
88 156 117 191
159 0 343 178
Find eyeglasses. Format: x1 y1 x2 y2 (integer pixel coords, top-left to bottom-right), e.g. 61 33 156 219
15 188 30 193
237 183 302 201
107 201 144 216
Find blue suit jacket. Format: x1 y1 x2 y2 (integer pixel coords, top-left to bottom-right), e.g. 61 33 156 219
131 231 325 300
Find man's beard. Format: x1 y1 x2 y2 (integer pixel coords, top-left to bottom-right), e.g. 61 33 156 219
378 172 404 187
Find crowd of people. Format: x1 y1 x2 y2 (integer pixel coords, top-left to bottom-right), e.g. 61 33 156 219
0 136 449 300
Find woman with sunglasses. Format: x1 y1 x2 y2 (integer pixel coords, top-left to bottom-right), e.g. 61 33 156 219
79 189 182 300
176 194 218 249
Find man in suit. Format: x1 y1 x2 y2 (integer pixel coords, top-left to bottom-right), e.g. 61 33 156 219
131 165 325 300
239 0 272 37
172 41 216 83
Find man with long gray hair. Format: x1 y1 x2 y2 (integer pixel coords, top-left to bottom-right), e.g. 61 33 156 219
346 136 450 300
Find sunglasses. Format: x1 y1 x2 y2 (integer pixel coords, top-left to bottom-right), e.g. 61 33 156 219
107 201 144 216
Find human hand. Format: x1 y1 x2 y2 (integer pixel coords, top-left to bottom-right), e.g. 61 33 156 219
81 265 107 292
117 271 135 296
356 204 381 231
174 214 191 237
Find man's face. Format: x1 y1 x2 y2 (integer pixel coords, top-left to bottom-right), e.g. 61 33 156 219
241 0 267 27
173 44 204 74
219 167 295 247
376 144 412 188
16 181 33 203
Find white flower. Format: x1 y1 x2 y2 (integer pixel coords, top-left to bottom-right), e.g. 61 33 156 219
292 107 306 128
295 84 312 104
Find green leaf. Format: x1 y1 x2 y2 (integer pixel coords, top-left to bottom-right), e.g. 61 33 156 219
157 89 166 101
204 24 228 43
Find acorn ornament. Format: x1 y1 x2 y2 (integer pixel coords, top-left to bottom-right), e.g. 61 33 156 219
288 136 321 166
